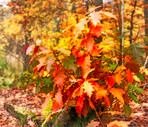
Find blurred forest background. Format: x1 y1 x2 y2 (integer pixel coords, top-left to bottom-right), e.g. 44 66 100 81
0 0 147 87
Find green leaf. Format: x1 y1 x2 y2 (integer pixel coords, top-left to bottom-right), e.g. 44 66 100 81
42 99 53 127
128 84 145 94
36 80 41 94
42 98 53 116
57 48 71 56
135 73 145 81
128 92 140 104
51 113 60 124
63 56 77 73
109 64 117 70
123 103 132 117
43 77 51 86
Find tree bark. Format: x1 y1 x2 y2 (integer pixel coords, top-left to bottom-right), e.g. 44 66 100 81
94 0 103 10
144 0 148 67
130 0 137 44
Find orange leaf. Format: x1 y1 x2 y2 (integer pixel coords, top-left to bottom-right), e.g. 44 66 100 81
126 69 133 83
76 95 84 117
54 70 66 90
86 120 100 127
55 92 63 104
81 80 94 97
82 55 91 78
52 92 63 112
72 87 83 98
96 88 108 100
104 96 110 106
86 35 94 52
115 71 123 85
110 88 125 104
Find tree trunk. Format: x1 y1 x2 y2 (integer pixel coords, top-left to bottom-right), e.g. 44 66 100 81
92 0 103 11
144 0 148 68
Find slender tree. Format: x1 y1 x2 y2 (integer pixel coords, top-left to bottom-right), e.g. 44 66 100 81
144 0 148 67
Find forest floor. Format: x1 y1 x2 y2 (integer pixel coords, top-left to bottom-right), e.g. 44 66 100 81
0 85 148 127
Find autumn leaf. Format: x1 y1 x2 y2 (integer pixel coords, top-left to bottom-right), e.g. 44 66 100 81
72 87 83 98
86 120 100 127
110 88 125 104
40 47 51 54
77 54 86 66
81 102 88 118
90 25 101 38
81 55 91 78
104 96 110 106
52 92 63 112
74 18 87 37
54 70 66 90
76 95 84 117
115 71 123 85
107 120 130 127
95 86 108 100
123 103 132 117
89 11 101 26
55 92 63 104
46 55 54 72
26 44 34 55
126 69 133 83
36 57 46 71
108 76 115 88
102 11 117 19
86 35 94 52
23 44 29 51
63 56 77 72
42 93 53 109
34 46 39 54
81 80 94 97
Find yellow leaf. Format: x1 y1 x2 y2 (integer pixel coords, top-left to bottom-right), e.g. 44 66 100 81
107 120 130 127
133 75 141 82
81 81 94 97
96 88 108 100
110 88 125 104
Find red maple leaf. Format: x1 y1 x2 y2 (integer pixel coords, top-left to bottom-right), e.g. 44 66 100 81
86 35 95 52
34 46 39 54
77 54 86 66
90 25 101 38
108 76 115 88
52 92 63 112
76 95 84 117
36 57 46 71
54 70 66 90
126 69 133 84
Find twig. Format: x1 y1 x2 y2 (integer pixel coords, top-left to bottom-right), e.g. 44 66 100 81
97 115 105 127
